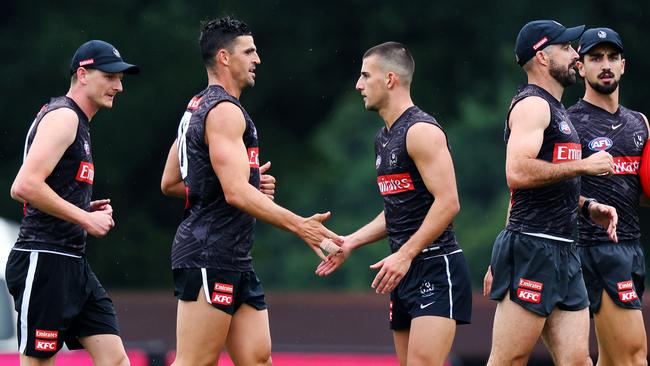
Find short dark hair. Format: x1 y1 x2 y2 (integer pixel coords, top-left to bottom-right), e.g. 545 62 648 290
363 42 415 86
199 16 252 68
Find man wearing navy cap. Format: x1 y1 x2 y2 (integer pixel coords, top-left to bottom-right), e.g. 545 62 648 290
484 20 619 365
568 27 648 366
6 40 138 365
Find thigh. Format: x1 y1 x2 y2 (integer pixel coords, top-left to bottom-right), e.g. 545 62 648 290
593 291 647 366
19 354 56 366
226 304 272 366
392 329 409 366
541 307 591 366
407 316 455 366
78 334 128 366
66 267 120 349
173 291 232 366
488 293 546 366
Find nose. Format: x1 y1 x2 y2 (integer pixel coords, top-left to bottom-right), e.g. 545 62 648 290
254 52 261 65
115 79 123 92
355 78 363 91
569 46 579 61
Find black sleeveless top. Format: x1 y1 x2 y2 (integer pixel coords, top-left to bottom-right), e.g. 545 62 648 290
505 84 581 239
16 96 93 255
569 99 647 244
172 85 260 270
375 106 459 257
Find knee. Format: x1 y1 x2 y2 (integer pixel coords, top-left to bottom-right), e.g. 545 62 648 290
558 355 591 366
631 348 648 366
255 347 272 366
99 352 129 366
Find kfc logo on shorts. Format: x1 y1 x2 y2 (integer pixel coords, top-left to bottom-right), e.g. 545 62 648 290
75 162 94 184
187 96 202 110
214 282 233 294
619 290 638 303
212 292 233 306
35 329 58 339
617 280 634 291
518 278 543 292
517 288 541 304
377 173 415 195
248 147 259 168
35 339 57 351
553 143 581 163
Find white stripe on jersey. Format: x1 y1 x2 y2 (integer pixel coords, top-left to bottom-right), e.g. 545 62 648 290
201 268 212 304
444 255 453 319
19 252 39 354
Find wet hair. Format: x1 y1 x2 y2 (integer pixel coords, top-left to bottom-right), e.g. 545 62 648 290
363 42 415 86
199 16 252 68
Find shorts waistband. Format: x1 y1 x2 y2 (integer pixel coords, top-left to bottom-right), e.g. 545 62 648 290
414 246 463 261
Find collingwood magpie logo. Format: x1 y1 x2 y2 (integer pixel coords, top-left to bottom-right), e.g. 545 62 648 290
420 280 435 297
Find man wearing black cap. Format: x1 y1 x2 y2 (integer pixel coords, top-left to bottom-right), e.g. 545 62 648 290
485 20 619 365
6 40 138 365
568 27 648 366
160 17 342 366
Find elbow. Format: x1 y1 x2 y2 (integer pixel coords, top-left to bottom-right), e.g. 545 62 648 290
223 187 244 208
10 180 29 203
449 197 460 217
506 169 527 190
160 181 173 196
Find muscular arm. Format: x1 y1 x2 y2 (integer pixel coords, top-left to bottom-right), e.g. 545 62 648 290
161 139 185 198
639 113 650 206
506 96 613 189
10 108 113 237
207 102 341 259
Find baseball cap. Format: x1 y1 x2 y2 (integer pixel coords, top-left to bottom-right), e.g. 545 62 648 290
70 40 139 75
515 20 585 66
577 28 624 56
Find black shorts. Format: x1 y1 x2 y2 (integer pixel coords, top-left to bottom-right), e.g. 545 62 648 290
390 250 472 330
173 268 266 315
4 249 120 358
577 240 645 314
489 229 588 317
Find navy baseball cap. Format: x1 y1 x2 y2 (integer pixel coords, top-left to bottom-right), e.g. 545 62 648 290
515 20 585 66
577 28 624 56
70 40 139 75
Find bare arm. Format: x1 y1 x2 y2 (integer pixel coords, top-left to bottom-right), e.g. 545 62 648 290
640 113 650 206
10 108 114 237
207 102 342 260
161 139 186 198
370 123 460 293
506 96 614 189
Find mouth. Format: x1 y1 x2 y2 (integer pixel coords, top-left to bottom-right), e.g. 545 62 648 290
598 73 615 81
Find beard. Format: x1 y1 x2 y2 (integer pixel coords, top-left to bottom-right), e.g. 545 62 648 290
586 74 619 95
549 58 577 87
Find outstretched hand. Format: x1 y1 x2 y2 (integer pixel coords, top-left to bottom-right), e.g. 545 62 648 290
297 211 343 261
315 237 352 276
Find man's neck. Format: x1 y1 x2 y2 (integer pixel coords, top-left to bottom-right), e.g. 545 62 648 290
379 94 414 130
527 73 564 102
207 70 242 99
66 89 97 121
583 86 619 114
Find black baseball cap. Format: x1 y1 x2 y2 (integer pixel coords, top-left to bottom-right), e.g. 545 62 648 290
515 20 585 66
70 40 139 75
577 28 624 56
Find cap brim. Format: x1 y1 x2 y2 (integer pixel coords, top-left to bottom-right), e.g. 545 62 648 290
579 41 624 56
95 61 140 75
553 25 585 44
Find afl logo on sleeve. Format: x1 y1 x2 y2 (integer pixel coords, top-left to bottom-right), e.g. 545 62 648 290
75 162 94 184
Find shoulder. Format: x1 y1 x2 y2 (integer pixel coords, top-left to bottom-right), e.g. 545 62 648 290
205 101 246 135
509 96 551 129
406 122 447 156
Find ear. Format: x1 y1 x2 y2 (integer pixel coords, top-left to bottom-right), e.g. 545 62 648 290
576 60 586 78
216 49 229 66
386 72 398 89
534 50 549 67
620 57 626 76
76 67 89 85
